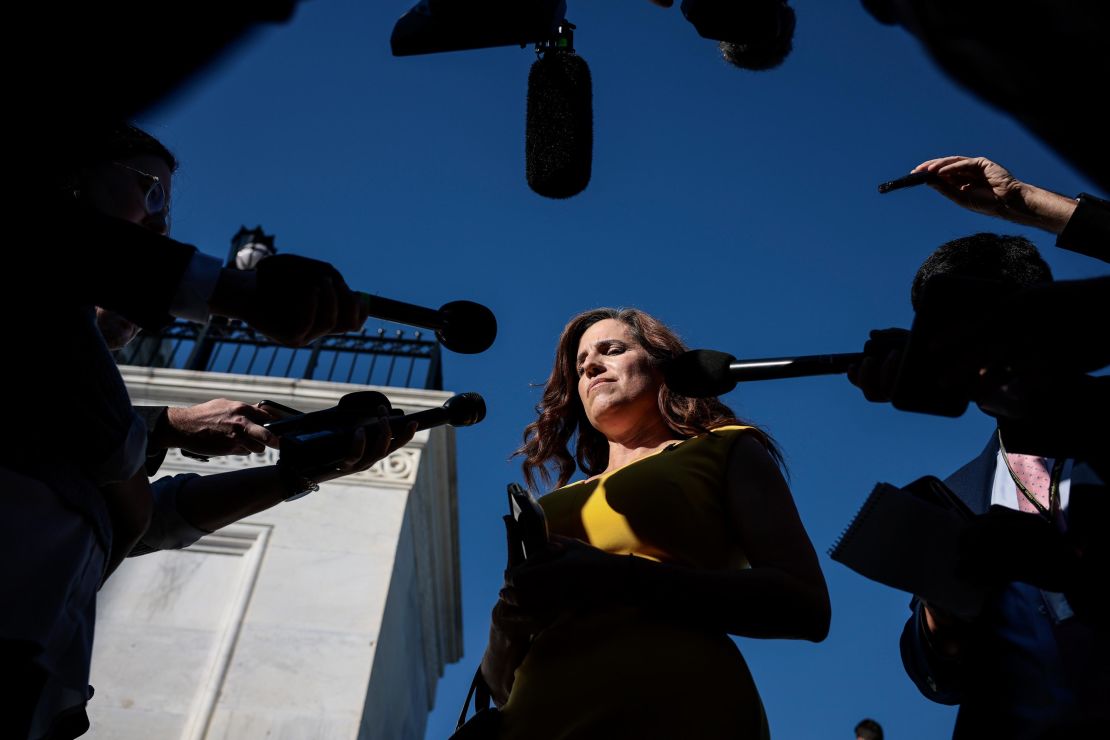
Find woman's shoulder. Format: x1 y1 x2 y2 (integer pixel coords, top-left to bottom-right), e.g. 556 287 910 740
688 424 755 445
681 425 773 464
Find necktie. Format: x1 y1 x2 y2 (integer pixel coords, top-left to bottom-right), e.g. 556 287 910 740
1006 453 1052 514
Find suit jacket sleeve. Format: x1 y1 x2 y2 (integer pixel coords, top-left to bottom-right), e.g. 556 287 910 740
56 202 199 330
1057 193 1110 264
900 597 966 705
133 405 171 476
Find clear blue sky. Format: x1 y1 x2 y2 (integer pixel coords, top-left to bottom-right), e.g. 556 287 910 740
140 2 1104 738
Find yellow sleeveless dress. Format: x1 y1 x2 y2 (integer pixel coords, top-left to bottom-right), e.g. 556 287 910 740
497 426 771 740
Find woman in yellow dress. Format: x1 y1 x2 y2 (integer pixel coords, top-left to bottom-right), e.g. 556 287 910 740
480 307 831 739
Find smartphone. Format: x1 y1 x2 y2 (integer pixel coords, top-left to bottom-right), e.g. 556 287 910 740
877 170 935 194
507 483 549 560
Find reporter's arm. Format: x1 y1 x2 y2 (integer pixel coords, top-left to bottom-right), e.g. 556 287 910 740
899 598 968 704
169 417 414 536
912 155 1109 263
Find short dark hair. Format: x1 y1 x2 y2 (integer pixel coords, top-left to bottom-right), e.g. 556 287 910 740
68 122 178 177
911 233 1053 311
855 718 883 740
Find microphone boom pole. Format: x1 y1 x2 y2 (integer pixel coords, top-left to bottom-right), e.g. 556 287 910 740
356 292 497 355
663 349 864 397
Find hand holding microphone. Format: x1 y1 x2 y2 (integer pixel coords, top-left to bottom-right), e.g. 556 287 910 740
277 392 487 482
209 254 367 347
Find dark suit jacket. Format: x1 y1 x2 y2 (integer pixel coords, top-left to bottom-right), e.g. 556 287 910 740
900 438 1110 739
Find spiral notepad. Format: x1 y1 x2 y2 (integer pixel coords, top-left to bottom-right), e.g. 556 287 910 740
830 476 986 620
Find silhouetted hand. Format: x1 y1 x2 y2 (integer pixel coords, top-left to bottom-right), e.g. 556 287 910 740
503 535 629 613
157 399 280 456
312 410 417 484
209 254 369 346
912 156 1076 234
957 505 1080 592
846 328 909 403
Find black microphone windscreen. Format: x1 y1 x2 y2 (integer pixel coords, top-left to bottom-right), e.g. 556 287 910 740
437 300 498 354
526 50 592 199
662 350 737 398
443 392 486 427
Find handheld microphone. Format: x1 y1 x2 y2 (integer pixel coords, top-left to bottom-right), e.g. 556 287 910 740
526 22 592 199
356 292 497 354
878 170 936 194
393 391 486 433
264 390 393 437
279 392 486 474
663 349 863 397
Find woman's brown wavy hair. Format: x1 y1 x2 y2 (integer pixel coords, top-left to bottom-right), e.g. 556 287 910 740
516 307 782 490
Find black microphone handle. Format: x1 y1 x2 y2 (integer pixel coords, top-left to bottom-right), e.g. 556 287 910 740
729 353 864 382
358 292 444 332
394 406 450 433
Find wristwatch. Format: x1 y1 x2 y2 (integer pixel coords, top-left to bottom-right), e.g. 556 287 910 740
277 462 321 501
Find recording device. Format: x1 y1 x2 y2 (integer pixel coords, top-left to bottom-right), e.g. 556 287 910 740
681 0 796 70
278 392 486 475
663 348 862 397
507 482 549 561
356 293 497 354
877 170 935 194
391 0 566 56
389 2 590 199
526 21 593 199
891 275 1110 419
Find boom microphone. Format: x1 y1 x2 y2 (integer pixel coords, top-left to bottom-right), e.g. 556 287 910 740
663 349 863 397
356 292 497 354
526 23 592 199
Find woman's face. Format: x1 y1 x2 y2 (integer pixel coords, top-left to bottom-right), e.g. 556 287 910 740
575 318 663 437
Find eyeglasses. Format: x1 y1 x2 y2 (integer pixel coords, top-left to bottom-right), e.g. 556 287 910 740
112 161 168 216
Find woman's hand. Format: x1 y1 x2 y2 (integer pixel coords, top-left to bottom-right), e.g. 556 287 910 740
502 535 631 614
480 595 551 706
480 536 628 705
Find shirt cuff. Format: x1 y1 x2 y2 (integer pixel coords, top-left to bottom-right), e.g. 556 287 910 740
169 252 223 323
131 474 210 555
1056 192 1110 264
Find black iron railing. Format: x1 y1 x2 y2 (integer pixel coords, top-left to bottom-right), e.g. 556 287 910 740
117 319 443 390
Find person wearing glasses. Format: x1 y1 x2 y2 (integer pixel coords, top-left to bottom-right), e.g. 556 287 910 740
479 308 830 739
0 122 386 740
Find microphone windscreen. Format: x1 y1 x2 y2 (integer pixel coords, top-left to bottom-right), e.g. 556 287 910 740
526 51 592 199
662 350 737 398
437 300 498 354
443 392 486 427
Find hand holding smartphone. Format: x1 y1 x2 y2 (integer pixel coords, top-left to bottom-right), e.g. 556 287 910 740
507 483 549 561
